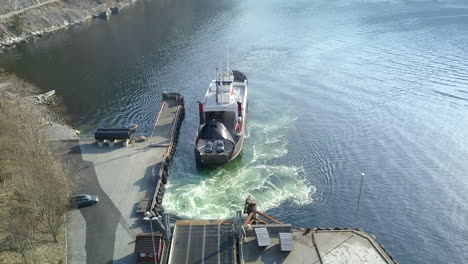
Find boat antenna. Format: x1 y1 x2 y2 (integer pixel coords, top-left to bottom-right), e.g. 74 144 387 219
352 172 365 236
226 45 230 72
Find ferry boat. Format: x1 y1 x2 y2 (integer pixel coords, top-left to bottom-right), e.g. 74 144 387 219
194 69 248 166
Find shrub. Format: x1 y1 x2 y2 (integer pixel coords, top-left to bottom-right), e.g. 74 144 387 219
7 15 25 35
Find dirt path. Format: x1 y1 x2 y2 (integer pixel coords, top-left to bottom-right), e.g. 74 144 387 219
0 0 60 20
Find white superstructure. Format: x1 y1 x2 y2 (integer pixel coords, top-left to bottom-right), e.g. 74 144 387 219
195 69 248 166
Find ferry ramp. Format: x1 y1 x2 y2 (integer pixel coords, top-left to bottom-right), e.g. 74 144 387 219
164 220 396 264
167 220 236 264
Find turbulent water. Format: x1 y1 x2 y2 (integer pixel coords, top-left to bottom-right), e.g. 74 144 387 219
165 113 315 219
1 0 468 263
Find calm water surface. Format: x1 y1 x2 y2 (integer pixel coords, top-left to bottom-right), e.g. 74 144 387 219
1 0 468 263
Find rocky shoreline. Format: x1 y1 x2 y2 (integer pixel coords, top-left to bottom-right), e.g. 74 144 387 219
0 0 139 51
0 68 78 140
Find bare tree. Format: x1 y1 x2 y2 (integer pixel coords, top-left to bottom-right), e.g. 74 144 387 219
7 205 36 263
33 165 69 243
0 75 71 263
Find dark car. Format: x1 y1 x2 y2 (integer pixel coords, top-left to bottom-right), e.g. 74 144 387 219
70 194 99 208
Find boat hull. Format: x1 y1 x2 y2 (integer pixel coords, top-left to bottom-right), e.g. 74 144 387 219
194 69 248 167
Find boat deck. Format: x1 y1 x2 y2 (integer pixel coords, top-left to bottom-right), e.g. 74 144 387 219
204 80 246 109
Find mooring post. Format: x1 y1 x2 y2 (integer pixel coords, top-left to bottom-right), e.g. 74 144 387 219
244 196 257 221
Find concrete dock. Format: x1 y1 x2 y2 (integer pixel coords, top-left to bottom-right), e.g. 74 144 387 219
165 220 396 264
163 200 396 264
241 226 395 264
60 93 184 264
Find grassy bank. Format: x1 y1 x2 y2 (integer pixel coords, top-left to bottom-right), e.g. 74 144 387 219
0 69 71 264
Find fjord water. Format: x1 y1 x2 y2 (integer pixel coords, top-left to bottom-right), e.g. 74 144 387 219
1 0 468 262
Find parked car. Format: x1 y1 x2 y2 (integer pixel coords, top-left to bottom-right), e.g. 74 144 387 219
70 194 99 208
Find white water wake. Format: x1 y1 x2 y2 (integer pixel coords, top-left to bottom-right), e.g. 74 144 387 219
163 114 315 219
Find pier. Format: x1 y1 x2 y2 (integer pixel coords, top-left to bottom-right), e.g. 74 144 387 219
59 92 184 264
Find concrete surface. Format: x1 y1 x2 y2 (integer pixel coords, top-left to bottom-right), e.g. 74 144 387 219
314 231 390 264
241 228 395 264
46 125 78 140
241 229 320 264
62 138 167 264
61 97 181 264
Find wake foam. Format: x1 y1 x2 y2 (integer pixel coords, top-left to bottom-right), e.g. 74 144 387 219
163 114 315 219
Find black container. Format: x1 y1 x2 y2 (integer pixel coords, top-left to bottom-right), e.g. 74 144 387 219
95 130 132 140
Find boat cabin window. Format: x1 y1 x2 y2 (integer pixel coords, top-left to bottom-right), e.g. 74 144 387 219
206 111 223 121
205 111 236 131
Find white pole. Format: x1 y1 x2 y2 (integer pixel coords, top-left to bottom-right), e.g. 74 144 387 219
353 173 365 236
144 217 158 264
150 220 157 264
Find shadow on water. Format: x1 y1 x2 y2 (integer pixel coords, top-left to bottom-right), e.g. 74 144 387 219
194 151 245 172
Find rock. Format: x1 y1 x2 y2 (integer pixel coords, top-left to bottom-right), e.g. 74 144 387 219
110 7 119 14
27 90 56 105
134 136 147 142
93 10 110 19
5 91 16 100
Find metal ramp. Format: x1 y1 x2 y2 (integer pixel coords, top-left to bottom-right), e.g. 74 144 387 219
167 220 235 264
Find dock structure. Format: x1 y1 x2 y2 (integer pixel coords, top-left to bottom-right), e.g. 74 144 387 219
62 92 184 264
162 219 396 264
138 92 185 217
240 226 395 264
159 199 397 264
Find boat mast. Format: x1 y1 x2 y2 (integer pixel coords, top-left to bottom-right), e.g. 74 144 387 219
216 66 219 104
226 45 230 72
